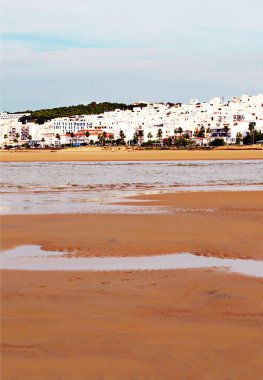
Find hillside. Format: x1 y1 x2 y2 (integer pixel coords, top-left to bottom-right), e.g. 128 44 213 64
16 102 146 124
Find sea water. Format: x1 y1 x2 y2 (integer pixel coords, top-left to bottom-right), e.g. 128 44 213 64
1 160 262 215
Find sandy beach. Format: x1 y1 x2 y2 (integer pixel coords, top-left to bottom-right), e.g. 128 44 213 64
2 0 263 377
1 190 263 379
1 147 263 162
2 268 263 380
1 191 263 259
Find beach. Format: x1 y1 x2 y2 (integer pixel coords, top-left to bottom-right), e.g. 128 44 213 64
2 267 263 380
2 0 263 376
1 191 263 259
1 147 263 162
1 189 263 379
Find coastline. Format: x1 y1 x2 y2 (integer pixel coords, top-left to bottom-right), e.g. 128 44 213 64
1 191 263 259
1 147 263 162
1 190 263 379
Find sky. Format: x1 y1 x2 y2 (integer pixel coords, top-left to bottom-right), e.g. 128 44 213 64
1 0 263 111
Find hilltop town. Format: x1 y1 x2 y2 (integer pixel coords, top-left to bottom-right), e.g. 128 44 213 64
1 94 263 149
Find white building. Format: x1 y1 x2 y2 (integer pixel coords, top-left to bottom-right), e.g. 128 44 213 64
1 94 263 147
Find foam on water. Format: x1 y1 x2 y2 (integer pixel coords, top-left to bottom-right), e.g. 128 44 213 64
1 160 262 215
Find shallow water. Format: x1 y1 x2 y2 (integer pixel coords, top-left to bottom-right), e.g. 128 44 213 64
1 245 262 277
0 160 262 215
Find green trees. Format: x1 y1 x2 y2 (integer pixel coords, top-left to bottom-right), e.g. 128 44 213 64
4 134 8 146
109 134 114 146
147 132 153 141
173 127 191 147
133 132 139 145
253 129 263 143
157 128 163 141
248 122 256 145
98 134 103 146
223 125 230 144
177 127 183 135
165 136 173 146
223 125 230 134
194 127 205 139
11 133 20 146
40 138 45 148
210 138 225 147
243 128 263 145
70 132 75 146
198 126 205 138
119 130 126 144
174 127 183 137
98 131 107 146
18 102 147 124
84 131 90 145
138 130 144 145
236 132 243 145
174 136 190 147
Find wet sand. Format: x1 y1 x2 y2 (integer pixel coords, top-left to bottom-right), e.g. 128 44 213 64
1 190 263 379
1 147 263 162
2 269 263 380
1 191 263 259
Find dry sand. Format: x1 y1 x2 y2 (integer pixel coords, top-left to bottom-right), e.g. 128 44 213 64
1 147 263 162
1 191 263 379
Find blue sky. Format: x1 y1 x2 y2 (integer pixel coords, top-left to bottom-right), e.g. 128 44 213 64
1 0 263 111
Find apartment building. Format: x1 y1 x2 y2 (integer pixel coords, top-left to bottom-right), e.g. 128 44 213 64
1 94 262 147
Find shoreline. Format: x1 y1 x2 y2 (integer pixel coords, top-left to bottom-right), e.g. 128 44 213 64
1 191 262 260
1 148 263 162
1 189 263 379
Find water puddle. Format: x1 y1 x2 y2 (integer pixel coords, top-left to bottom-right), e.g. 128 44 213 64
1 245 262 277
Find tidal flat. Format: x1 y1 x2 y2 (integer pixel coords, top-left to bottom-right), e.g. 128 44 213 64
1 160 263 380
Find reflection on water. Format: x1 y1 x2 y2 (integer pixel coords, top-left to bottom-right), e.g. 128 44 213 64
1 245 262 277
1 160 262 214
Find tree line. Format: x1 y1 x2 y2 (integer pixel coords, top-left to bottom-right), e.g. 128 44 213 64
16 102 147 124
